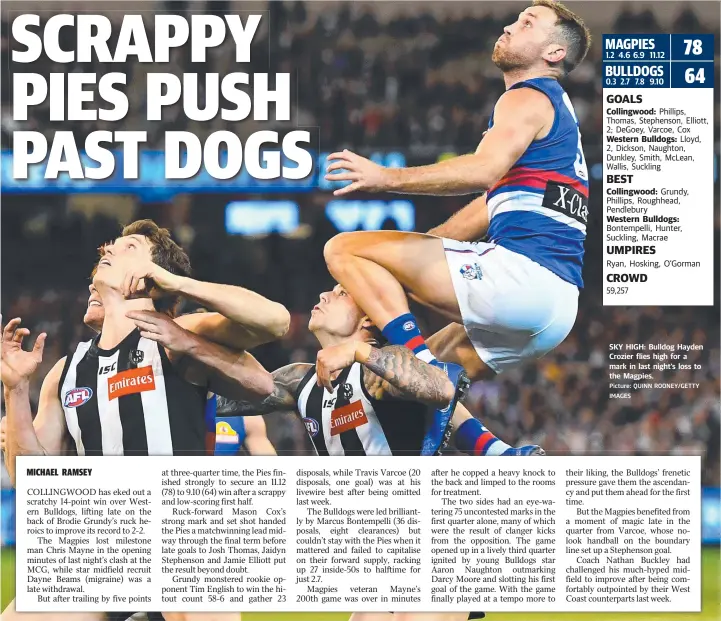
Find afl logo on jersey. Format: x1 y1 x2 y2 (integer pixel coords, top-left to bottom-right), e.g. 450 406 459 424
303 418 320 437
215 421 240 444
460 263 483 281
63 387 93 408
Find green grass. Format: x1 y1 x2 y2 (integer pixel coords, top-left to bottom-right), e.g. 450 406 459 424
1 547 14 612
2 547 718 619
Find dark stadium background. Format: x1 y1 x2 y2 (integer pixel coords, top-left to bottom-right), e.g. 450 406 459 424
1 1 719 619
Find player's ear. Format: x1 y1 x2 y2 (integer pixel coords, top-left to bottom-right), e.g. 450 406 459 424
542 43 567 66
361 316 374 331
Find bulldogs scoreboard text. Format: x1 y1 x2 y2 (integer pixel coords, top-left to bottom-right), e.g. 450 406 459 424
602 34 714 306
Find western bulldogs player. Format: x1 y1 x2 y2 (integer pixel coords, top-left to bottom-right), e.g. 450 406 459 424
322 0 589 458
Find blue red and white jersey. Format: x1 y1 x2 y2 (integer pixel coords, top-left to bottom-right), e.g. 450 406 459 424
203 394 247 455
484 77 589 288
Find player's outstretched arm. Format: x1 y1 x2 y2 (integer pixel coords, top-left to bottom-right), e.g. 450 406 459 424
325 88 551 197
427 194 490 241
215 363 314 416
172 279 291 348
126 310 274 402
118 258 291 349
1 318 68 486
315 342 454 408
243 416 277 456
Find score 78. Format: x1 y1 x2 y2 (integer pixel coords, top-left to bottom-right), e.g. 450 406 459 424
684 39 703 55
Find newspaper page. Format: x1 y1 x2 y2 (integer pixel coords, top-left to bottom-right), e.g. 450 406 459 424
0 2 718 621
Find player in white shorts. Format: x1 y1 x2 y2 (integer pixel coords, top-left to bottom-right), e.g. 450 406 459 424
321 1 591 464
322 0 589 380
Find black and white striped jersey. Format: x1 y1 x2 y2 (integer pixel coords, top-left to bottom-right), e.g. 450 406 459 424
295 362 428 456
58 329 207 455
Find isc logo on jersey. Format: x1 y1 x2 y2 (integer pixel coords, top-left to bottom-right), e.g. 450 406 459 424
98 362 117 375
215 421 240 444
108 366 156 400
63 387 93 408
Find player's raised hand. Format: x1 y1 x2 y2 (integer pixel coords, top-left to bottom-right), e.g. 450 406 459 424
325 150 393 196
316 341 360 391
1 316 46 389
126 310 196 354
120 257 182 299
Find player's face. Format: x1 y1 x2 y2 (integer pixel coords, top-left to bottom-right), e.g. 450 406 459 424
492 6 560 71
83 284 104 333
93 234 153 291
309 285 365 337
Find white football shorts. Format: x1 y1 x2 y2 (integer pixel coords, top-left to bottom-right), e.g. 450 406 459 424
443 239 579 373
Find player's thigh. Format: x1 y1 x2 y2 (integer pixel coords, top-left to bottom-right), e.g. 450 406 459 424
0 599 104 620
349 614 395 621
161 614 240 621
393 614 470 621
426 323 493 382
325 231 461 321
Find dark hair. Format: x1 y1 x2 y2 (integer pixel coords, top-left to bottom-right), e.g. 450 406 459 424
533 0 591 76
121 219 191 317
363 323 388 347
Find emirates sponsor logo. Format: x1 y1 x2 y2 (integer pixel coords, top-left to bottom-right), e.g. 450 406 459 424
107 366 155 400
330 401 368 436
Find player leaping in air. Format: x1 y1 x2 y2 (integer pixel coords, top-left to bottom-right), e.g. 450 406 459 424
323 0 591 457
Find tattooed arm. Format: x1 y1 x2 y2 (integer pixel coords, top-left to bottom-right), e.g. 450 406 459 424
314 341 454 407
360 345 455 407
215 363 314 416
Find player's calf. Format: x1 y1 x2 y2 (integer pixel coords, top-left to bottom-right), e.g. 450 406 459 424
452 404 543 457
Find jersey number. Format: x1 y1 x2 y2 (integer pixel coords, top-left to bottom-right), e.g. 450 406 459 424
561 93 588 182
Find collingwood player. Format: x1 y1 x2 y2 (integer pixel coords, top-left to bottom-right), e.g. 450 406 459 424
1 290 277 463
2 295 258 621
219 284 458 455
1 222 285 621
1 219 289 476
218 284 526 460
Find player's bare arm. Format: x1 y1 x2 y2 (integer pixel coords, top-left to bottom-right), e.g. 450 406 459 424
119 254 291 349
216 362 314 416
325 88 552 196
427 194 490 241
315 341 455 408
126 310 274 402
1 317 68 485
242 416 277 456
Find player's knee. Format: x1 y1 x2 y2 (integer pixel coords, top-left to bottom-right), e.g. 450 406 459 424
323 233 354 270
